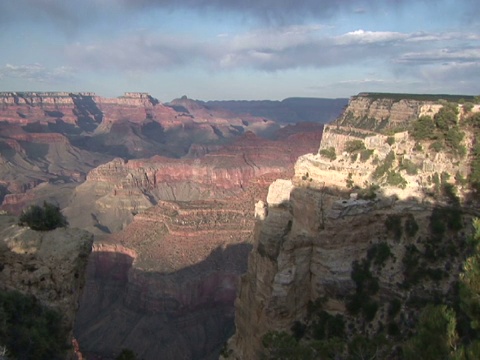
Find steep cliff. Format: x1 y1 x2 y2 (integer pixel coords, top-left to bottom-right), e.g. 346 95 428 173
74 199 255 359
0 215 93 358
227 96 480 359
335 92 476 132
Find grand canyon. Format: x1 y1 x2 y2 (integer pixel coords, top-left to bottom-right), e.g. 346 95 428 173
2 89 480 359
0 91 346 359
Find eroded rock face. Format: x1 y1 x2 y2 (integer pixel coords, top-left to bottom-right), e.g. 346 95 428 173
227 120 478 358
335 93 439 131
65 129 323 234
74 199 256 359
0 216 94 358
0 92 313 214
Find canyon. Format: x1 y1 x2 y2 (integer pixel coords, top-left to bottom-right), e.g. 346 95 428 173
0 91 339 359
2 90 478 359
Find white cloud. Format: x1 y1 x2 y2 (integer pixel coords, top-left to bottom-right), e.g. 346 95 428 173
0 63 75 83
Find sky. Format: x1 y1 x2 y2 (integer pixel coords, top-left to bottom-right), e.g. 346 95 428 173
0 0 479 101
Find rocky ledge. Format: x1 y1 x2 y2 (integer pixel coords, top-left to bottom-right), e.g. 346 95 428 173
0 216 93 359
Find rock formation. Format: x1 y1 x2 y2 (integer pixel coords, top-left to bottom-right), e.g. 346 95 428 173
334 92 476 131
72 125 325 359
0 91 305 214
0 215 94 358
74 198 256 359
64 128 323 234
226 96 480 359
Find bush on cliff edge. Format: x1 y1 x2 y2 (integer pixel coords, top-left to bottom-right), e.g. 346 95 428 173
18 202 68 231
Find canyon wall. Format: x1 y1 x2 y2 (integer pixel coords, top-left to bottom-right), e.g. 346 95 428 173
0 215 93 358
334 93 477 131
71 123 324 358
226 98 480 358
74 199 256 359
0 91 286 214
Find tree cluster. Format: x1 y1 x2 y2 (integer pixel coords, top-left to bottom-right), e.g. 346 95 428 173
18 202 68 231
0 290 68 359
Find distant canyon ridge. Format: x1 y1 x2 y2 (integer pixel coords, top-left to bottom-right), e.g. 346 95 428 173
0 91 346 359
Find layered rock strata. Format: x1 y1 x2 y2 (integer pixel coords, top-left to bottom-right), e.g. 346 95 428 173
65 129 322 234
75 198 257 359
334 92 477 131
227 121 479 358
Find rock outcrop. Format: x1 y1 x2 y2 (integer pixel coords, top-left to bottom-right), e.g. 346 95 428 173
0 216 93 358
64 129 323 234
71 122 325 359
334 92 476 131
74 198 256 359
226 96 480 359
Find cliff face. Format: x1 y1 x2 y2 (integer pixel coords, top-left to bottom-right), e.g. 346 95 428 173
227 98 480 358
333 93 458 131
0 216 93 358
74 199 255 359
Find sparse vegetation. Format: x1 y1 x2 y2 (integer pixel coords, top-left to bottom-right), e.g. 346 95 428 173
360 149 374 162
372 150 396 179
357 183 379 200
385 214 403 241
319 147 336 161
399 158 418 175
345 139 366 153
385 170 407 189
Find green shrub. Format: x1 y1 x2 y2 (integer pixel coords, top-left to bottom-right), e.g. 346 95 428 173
345 140 366 153
445 126 466 157
116 349 137 360
372 151 396 179
429 207 463 240
463 102 474 112
402 245 423 288
429 141 444 152
0 290 69 359
385 215 403 241
345 173 354 188
367 242 393 268
471 141 480 194
434 103 458 131
319 147 336 161
360 149 374 162
386 136 395 145
351 260 379 296
386 171 407 189
410 115 436 140
358 184 379 200
388 299 402 318
18 202 68 231
399 158 418 175
311 312 345 340
404 214 419 237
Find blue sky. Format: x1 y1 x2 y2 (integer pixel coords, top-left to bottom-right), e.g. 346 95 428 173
0 0 479 101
